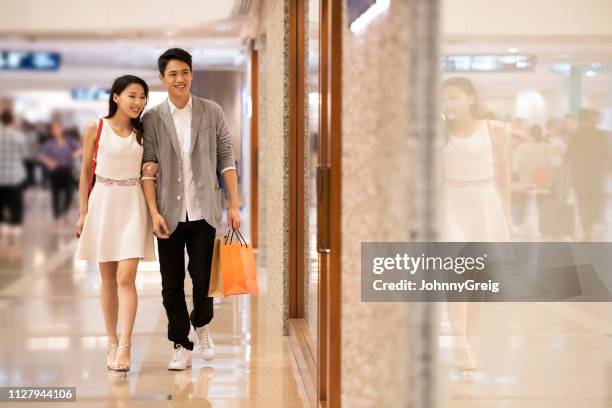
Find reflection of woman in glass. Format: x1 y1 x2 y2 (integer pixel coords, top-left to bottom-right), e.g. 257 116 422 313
441 77 511 241
440 77 511 371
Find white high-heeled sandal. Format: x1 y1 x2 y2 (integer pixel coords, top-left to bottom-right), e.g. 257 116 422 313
107 344 118 370
114 344 131 372
455 339 477 371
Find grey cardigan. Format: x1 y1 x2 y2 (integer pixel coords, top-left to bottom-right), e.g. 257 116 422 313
142 96 235 234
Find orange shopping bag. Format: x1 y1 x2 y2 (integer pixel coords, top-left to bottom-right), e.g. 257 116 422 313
208 229 259 297
208 238 224 297
235 229 259 295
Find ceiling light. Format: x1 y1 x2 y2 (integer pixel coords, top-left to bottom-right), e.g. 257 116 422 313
350 0 390 34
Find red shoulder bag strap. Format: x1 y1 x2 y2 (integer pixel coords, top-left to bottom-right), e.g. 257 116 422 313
88 118 103 195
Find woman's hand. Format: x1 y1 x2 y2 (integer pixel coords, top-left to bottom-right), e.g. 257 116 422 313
76 212 86 238
142 162 160 178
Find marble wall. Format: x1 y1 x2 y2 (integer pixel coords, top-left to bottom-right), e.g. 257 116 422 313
256 0 290 334
341 0 416 406
255 1 435 403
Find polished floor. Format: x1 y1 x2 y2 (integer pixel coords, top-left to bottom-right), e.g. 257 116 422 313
432 193 612 406
0 188 308 407
437 302 612 407
4 188 612 407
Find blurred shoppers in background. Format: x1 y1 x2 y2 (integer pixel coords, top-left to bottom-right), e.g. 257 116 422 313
539 118 573 240
39 120 81 229
0 108 27 246
64 126 83 188
20 120 42 189
566 108 610 241
513 125 553 188
545 118 568 164
591 109 604 128
509 117 531 149
36 124 53 188
563 114 578 142
512 125 554 238
510 118 532 229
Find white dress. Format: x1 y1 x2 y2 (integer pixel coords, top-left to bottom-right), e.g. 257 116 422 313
76 118 156 262
441 120 510 242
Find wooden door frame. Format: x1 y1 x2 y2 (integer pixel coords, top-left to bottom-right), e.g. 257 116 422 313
250 44 259 249
289 0 306 320
288 0 342 407
325 0 342 405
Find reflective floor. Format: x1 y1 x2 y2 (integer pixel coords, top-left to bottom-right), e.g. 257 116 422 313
6 191 612 408
0 188 308 407
437 302 612 407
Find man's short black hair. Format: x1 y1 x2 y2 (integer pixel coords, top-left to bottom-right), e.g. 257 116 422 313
158 48 193 75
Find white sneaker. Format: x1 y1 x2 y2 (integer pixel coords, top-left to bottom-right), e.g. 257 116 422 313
168 345 192 370
194 325 215 361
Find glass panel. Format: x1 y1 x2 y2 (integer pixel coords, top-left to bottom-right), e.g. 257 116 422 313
435 0 612 405
305 0 320 345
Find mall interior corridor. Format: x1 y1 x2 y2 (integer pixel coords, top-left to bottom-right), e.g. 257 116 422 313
2 0 612 407
0 189 308 407
4 192 612 407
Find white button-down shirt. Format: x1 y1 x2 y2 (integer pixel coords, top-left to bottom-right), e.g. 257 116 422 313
168 96 235 223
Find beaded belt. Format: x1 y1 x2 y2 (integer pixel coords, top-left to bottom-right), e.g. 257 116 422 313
445 177 493 187
96 175 140 186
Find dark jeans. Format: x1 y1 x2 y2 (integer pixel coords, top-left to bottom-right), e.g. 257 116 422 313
23 159 38 188
49 168 74 219
157 216 216 350
0 185 23 225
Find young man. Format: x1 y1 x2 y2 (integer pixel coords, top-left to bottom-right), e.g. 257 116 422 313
141 48 240 370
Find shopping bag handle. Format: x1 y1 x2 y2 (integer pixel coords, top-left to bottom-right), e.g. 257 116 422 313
224 228 248 247
233 228 248 246
223 228 234 245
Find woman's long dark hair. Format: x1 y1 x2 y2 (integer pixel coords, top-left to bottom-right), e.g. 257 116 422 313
106 75 149 145
441 76 484 143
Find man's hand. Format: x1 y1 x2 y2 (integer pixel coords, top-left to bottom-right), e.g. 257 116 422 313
227 206 241 230
142 162 160 177
152 213 170 239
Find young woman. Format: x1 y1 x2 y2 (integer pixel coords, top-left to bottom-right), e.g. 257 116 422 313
440 77 512 371
75 75 157 372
